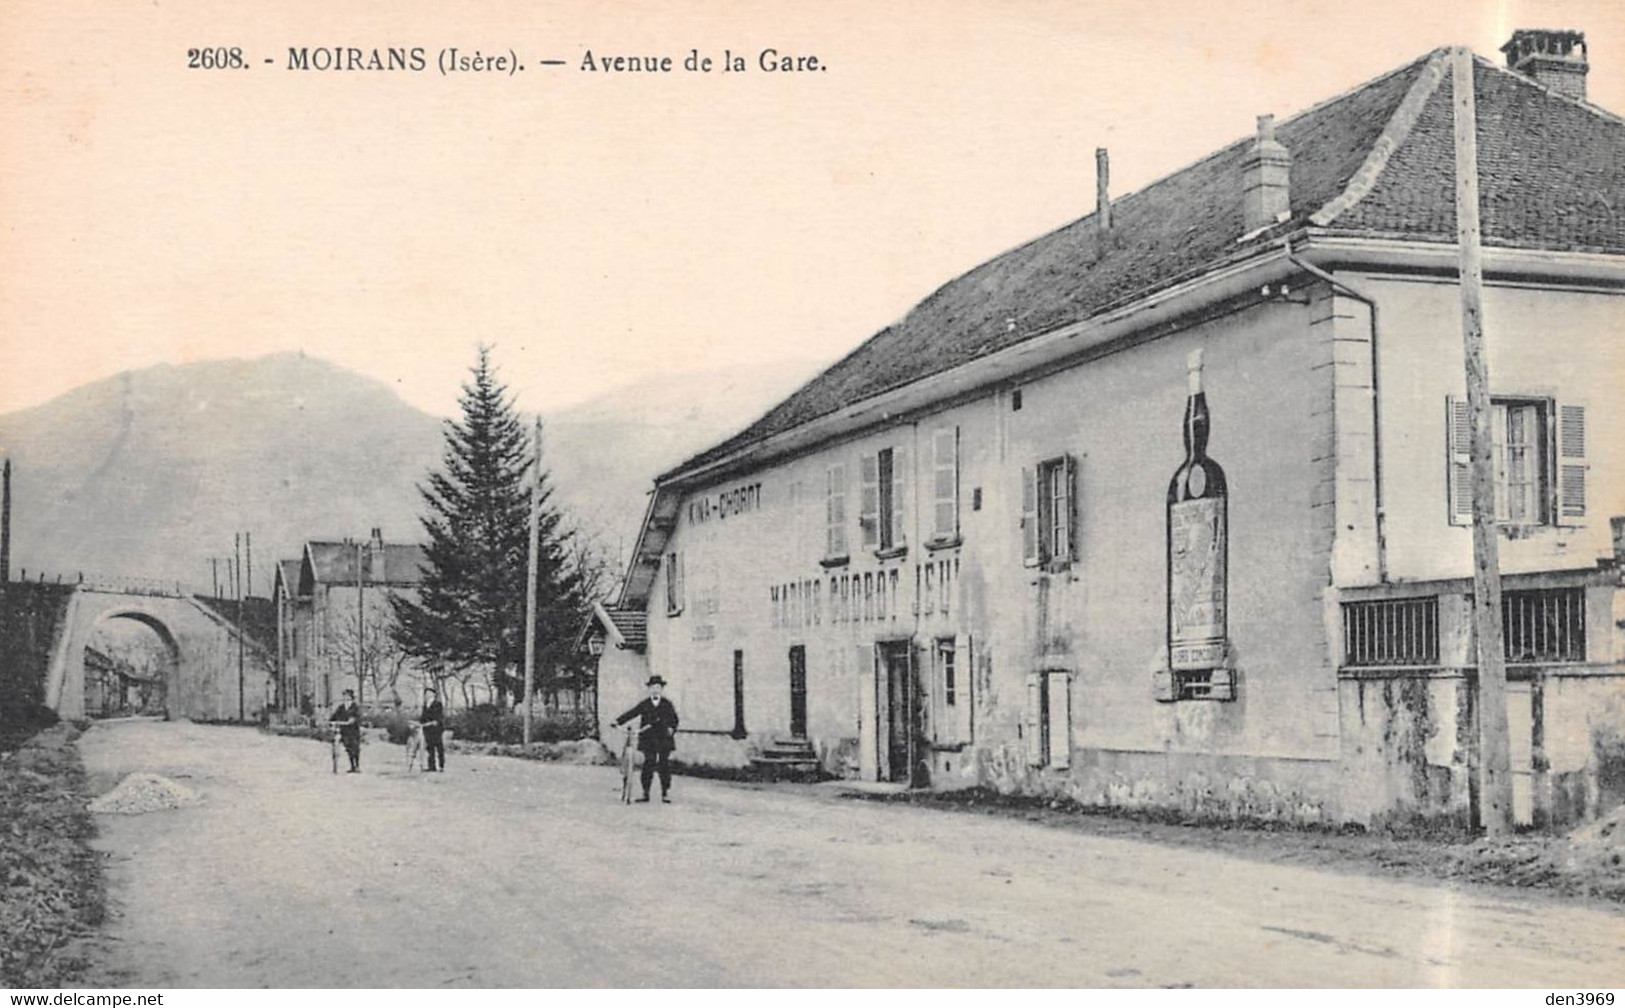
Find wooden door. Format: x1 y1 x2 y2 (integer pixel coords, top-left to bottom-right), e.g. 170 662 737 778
788 645 807 738
883 643 919 784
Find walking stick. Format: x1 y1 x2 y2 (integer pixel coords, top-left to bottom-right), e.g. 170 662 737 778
330 724 339 775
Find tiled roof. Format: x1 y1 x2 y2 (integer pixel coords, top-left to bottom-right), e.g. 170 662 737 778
581 601 649 654
302 541 427 588
604 608 648 652
1331 60 1625 249
275 560 302 597
665 51 1625 480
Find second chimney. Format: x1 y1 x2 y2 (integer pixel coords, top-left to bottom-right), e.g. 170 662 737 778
1242 114 1291 234
1095 147 1112 233
1501 29 1588 102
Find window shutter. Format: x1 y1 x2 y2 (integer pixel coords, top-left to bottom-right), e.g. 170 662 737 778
860 454 880 549
934 641 951 744
826 464 847 557
956 634 973 744
933 428 958 539
1021 466 1038 567
858 645 878 781
890 447 909 549
675 553 685 611
1064 454 1080 563
1556 403 1588 523
1445 395 1473 526
913 642 930 752
1024 673 1044 766
1045 672 1071 770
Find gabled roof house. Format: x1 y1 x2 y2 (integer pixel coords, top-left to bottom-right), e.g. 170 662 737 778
604 33 1625 829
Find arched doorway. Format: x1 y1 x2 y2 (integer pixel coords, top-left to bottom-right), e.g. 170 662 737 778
82 612 181 718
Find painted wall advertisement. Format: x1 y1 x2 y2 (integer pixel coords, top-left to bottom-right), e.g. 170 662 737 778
1168 496 1227 670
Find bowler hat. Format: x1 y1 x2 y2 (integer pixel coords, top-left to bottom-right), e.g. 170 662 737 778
646 675 667 686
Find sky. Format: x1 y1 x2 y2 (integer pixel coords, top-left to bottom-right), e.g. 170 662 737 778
2 0 1622 420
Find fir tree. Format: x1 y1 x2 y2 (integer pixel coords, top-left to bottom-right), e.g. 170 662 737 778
392 346 585 706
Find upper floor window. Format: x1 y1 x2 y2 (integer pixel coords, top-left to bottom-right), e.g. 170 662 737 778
1447 396 1587 528
1022 455 1077 569
664 551 684 617
860 447 907 554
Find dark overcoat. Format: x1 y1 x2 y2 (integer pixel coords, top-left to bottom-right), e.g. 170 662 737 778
419 699 445 739
330 702 361 742
614 697 679 754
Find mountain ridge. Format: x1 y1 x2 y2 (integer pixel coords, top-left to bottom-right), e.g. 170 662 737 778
0 352 820 594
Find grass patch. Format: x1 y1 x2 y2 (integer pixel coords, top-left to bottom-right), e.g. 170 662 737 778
0 724 106 985
845 786 1625 903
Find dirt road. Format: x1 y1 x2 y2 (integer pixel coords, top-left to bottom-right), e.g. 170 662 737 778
78 720 1625 987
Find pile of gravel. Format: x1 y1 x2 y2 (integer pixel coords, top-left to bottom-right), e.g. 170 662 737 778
87 772 202 815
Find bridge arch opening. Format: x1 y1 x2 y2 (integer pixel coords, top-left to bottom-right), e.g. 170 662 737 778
81 611 182 719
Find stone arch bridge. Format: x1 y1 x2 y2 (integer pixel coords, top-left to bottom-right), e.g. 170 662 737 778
44 581 272 721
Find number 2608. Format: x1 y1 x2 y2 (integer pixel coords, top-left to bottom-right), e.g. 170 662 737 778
188 48 245 69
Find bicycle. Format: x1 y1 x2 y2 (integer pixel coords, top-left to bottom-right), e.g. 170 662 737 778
619 726 637 804
405 720 424 772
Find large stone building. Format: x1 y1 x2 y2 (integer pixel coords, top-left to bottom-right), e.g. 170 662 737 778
595 34 1625 829
274 530 427 716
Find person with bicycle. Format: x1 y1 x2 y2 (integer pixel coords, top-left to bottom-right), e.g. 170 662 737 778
329 689 362 773
418 686 445 772
613 675 679 803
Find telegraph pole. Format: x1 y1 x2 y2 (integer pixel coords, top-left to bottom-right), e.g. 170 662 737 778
356 540 365 711
1452 47 1513 834
523 415 542 746
2 457 12 584
235 534 245 722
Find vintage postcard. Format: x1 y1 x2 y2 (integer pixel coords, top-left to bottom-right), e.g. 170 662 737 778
1 0 1623 992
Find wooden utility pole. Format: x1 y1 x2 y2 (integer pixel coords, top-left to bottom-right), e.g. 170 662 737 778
522 415 542 746
235 534 245 722
356 540 365 711
1452 47 1513 834
2 457 12 584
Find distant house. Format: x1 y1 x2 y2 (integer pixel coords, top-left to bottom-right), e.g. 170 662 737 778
81 644 164 717
274 529 427 717
271 559 305 714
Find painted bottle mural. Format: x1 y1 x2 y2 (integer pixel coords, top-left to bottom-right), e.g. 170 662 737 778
1166 348 1228 673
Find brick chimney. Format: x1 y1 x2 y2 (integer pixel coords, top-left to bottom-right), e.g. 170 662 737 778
1501 29 1588 101
1241 114 1290 234
1095 147 1112 233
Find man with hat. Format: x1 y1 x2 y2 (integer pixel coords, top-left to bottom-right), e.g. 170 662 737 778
613 675 680 803
329 689 362 773
418 686 446 772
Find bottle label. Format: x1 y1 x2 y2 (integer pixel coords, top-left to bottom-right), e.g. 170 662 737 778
1169 497 1226 669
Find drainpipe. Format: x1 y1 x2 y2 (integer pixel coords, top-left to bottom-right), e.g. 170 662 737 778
1281 238 1387 583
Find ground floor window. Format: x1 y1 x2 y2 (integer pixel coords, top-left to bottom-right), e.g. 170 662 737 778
1503 587 1585 664
931 636 974 748
1342 597 1440 668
